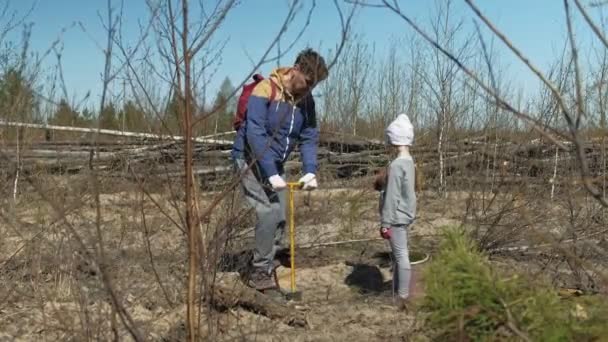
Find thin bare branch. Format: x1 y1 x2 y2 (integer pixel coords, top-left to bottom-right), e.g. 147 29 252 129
564 0 586 129
0 149 146 341
191 0 315 127
327 0 358 70
591 0 608 8
464 0 607 206
565 0 608 207
377 0 569 149
189 0 237 56
464 0 580 131
574 0 608 49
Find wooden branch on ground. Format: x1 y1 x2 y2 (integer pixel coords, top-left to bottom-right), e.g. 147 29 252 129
2 123 607 188
0 120 233 145
211 284 308 327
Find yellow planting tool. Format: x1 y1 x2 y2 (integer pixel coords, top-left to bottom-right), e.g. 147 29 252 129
284 181 303 301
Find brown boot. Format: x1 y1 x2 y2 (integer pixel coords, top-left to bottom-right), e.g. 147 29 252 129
246 267 277 291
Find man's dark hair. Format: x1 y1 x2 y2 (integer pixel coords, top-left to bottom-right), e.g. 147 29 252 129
295 48 329 84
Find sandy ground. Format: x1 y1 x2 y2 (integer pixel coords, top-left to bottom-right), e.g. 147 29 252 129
0 184 516 341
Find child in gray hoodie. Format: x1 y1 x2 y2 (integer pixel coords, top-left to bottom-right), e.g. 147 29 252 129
378 113 417 311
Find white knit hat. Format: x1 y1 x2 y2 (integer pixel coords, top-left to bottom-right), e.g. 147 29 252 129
385 113 414 146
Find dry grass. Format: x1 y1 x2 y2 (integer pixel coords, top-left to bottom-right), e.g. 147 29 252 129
0 170 606 340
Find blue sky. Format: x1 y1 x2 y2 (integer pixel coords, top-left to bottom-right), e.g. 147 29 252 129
7 0 605 110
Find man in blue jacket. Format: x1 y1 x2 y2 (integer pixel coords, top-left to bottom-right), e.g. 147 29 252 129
232 49 328 290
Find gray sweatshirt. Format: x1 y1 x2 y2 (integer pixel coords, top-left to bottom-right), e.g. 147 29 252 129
380 156 416 227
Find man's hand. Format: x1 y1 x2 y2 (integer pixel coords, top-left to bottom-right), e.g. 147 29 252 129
298 173 317 190
380 227 392 240
268 175 287 191
373 168 388 192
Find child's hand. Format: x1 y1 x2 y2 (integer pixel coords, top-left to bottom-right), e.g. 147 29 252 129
380 227 392 239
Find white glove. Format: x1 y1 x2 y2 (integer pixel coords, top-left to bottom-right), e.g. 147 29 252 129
298 173 318 190
268 175 287 191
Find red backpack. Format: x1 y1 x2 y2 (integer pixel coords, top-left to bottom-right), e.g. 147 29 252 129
232 74 277 131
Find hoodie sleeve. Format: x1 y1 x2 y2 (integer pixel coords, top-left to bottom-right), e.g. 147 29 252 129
245 82 278 178
381 162 402 227
298 94 319 174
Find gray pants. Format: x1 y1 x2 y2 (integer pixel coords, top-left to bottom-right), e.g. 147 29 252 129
389 225 411 298
234 158 286 274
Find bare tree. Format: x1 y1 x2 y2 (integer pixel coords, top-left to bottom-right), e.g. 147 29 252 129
422 0 475 195
320 34 372 136
377 38 409 131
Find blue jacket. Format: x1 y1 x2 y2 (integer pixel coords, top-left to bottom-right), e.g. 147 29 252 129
232 68 319 179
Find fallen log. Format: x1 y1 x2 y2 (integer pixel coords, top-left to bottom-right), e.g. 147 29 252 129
211 283 308 327
0 120 234 146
